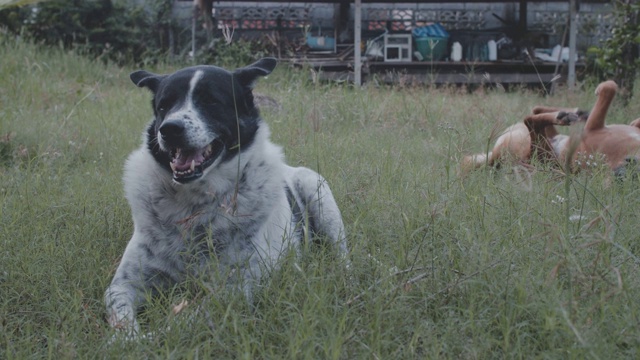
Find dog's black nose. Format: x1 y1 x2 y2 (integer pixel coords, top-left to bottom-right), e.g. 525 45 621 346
159 120 185 141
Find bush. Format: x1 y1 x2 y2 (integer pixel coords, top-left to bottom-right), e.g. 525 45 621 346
0 0 178 65
592 0 639 103
0 0 276 67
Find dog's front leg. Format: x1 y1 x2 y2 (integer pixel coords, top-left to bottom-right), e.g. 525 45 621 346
105 243 152 338
531 106 580 115
288 167 348 260
524 112 567 126
105 280 142 337
105 231 182 338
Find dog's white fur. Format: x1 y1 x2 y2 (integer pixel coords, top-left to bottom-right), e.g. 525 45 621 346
105 60 347 336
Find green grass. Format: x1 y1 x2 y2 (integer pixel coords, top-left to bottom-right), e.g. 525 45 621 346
2 36 640 359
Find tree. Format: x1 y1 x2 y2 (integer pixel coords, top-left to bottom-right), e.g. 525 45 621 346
595 0 640 105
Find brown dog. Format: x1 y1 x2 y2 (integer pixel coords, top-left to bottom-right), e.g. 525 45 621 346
460 106 587 173
462 80 640 176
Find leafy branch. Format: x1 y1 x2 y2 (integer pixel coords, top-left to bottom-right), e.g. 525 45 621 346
593 0 639 105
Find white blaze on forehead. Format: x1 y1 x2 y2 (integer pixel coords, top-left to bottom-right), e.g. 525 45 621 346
186 70 204 108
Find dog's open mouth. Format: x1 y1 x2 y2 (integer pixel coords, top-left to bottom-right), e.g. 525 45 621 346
169 139 223 183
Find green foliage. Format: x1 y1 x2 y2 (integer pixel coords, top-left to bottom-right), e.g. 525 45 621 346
0 0 275 67
593 0 640 102
198 38 270 69
0 0 42 9
0 0 177 65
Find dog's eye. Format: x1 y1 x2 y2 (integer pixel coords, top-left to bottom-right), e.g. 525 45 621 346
156 99 170 115
196 95 217 107
156 105 168 116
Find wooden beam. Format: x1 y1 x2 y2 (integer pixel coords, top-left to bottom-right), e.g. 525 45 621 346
519 0 528 35
568 0 578 90
354 0 362 86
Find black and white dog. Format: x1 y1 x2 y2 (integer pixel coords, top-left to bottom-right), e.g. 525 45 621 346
105 58 347 335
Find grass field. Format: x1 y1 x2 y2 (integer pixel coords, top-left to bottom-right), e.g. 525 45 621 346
2 36 640 359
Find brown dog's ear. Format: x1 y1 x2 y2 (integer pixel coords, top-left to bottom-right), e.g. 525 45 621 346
233 58 277 88
130 70 166 93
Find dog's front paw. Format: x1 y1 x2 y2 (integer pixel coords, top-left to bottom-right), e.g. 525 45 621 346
108 310 140 332
557 109 589 124
106 316 157 345
107 329 138 345
575 109 590 121
107 328 156 346
106 310 143 343
556 111 581 125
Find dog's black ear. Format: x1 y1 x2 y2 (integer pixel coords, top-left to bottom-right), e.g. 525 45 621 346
130 70 165 93
233 57 277 88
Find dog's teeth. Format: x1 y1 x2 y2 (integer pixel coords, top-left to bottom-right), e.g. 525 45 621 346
204 144 212 157
190 160 195 172
170 162 176 172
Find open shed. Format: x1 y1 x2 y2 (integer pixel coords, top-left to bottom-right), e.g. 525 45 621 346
207 1 614 87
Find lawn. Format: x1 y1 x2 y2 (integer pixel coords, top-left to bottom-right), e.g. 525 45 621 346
2 36 640 359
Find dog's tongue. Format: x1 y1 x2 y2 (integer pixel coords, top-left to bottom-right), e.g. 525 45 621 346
172 149 205 171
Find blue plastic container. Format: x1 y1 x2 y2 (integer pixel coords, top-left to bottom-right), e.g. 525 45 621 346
306 33 335 51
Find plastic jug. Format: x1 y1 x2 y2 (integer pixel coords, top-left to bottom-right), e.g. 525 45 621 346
451 42 462 62
488 40 497 61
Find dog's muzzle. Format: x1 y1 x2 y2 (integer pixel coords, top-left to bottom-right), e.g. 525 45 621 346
159 120 224 183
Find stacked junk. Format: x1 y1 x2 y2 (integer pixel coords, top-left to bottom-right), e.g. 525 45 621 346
365 22 568 64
